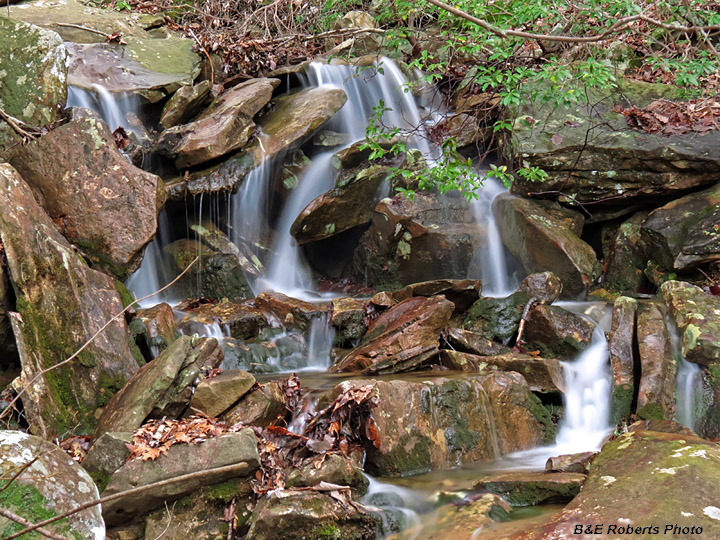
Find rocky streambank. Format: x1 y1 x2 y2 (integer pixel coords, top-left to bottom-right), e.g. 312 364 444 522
2 1 720 539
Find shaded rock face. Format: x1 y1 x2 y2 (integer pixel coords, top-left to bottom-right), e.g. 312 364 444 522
642 183 720 272
522 304 595 359
330 373 554 477
604 211 650 294
102 428 260 525
188 369 256 418
9 109 162 279
332 295 454 374
524 431 720 539
474 471 586 506
0 431 104 538
137 302 180 355
246 490 378 540
94 336 223 439
662 280 720 366
0 17 67 155
0 164 138 439
493 193 599 297
608 296 637 425
351 192 484 291
506 79 720 210
636 302 677 421
221 381 286 427
156 78 279 168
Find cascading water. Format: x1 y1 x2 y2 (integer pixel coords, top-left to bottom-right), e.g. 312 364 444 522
468 177 519 297
67 84 143 136
667 311 703 429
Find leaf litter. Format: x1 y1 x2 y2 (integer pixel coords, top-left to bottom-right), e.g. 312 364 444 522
616 98 720 137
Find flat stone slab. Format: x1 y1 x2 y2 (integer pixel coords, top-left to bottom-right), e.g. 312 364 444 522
474 471 586 506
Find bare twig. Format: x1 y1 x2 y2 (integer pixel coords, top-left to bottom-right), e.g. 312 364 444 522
0 456 39 494
51 22 126 44
4 461 250 540
0 107 41 140
0 509 71 540
188 28 214 85
0 256 199 423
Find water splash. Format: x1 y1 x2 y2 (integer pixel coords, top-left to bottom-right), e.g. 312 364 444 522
667 311 703 430
361 475 425 538
67 84 143 137
306 313 336 370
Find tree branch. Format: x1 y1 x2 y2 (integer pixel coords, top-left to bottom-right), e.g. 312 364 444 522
0 509 71 540
4 461 250 540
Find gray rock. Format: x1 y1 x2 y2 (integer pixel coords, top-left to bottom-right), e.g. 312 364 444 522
160 80 211 129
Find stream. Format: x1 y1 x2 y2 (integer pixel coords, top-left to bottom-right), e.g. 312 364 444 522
75 58 615 537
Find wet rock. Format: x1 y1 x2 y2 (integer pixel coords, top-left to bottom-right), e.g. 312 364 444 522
393 279 482 313
0 164 138 438
165 152 256 200
351 192 484 291
506 79 720 210
604 211 650 294
291 165 391 245
329 373 555 476
493 193 600 297
636 302 677 421
160 80 211 129
143 478 254 540
474 472 586 506
253 86 348 161
314 130 349 147
156 78 279 168
0 431 104 538
545 452 596 474
94 336 223 438
82 431 132 491
254 292 330 332
177 299 269 341
518 271 564 304
332 296 454 374
628 419 696 436
192 220 263 280
440 350 565 394
222 381 286 427
220 333 306 373
332 139 393 169
462 292 529 343
65 38 200 103
525 430 720 539
9 108 163 278
245 489 378 540
331 297 367 346
0 17 66 155
522 304 595 359
662 280 720 366
188 369 256 418
642 183 720 272
444 328 511 356
286 454 369 495
137 302 180 356
102 428 260 525
608 296 637 424
166 239 253 301
401 493 511 540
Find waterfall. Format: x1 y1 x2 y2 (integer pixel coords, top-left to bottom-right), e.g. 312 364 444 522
468 177 519 297
67 84 143 137
305 313 335 370
667 311 702 430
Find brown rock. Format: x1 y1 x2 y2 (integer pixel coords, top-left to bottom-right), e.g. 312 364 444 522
608 296 637 424
254 292 331 332
222 381 286 428
545 452 596 474
522 304 595 360
444 327 510 356
137 302 180 355
474 471 586 506
331 296 454 374
189 369 256 418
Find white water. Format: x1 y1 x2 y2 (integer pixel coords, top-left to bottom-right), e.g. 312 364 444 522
67 84 143 136
361 475 425 538
468 177 518 297
306 313 336 370
667 312 702 430
500 301 613 469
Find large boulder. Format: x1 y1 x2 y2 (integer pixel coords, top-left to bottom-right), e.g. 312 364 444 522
0 17 67 155
662 280 720 366
102 428 260 525
331 295 454 374
9 108 163 278
521 304 595 359
636 302 677 421
492 193 600 296
473 471 586 506
156 78 279 168
328 373 555 477
350 192 484 291
291 165 391 245
524 430 720 539
0 164 138 439
608 296 638 424
642 183 720 272
0 431 104 538
94 336 223 438
603 210 650 294
505 79 720 211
